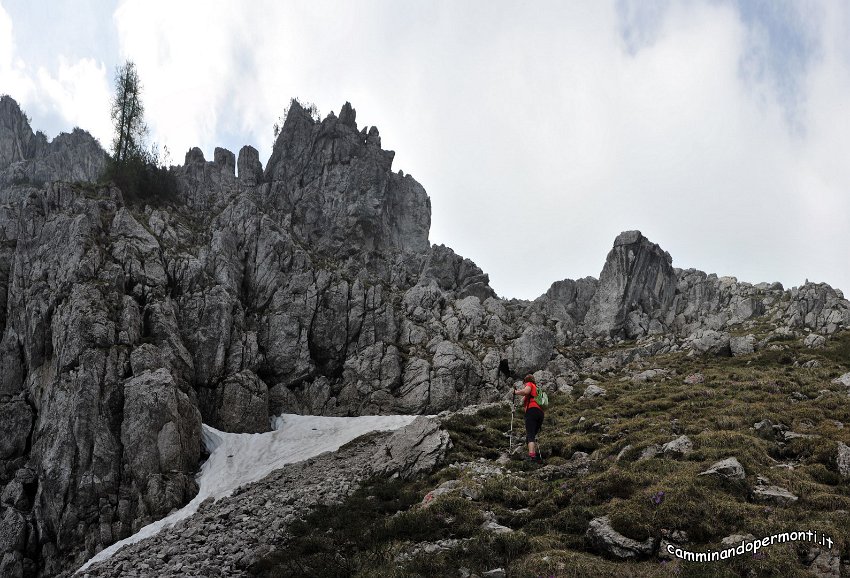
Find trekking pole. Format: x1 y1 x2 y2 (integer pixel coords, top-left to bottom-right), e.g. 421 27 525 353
508 391 515 454
499 360 514 455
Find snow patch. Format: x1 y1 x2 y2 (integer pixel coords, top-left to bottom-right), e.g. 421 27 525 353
78 413 418 572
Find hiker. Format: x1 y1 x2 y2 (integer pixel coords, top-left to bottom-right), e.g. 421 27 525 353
513 374 544 461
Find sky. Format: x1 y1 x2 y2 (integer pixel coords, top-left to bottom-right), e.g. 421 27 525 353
1 0 848 300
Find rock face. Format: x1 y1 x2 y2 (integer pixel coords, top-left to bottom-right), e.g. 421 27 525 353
0 96 107 186
0 94 848 575
584 231 676 338
262 100 431 255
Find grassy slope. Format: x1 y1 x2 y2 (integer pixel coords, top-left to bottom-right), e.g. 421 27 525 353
253 331 850 578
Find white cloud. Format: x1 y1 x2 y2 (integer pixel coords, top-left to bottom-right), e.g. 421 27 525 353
0 2 35 103
36 57 111 145
91 1 850 298
1 2 111 147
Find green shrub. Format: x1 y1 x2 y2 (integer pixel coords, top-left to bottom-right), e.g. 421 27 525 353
102 154 179 207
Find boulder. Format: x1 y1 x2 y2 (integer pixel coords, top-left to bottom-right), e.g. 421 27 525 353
508 325 555 376
837 442 850 479
699 457 745 480
580 384 606 400
803 333 826 349
801 547 841 578
688 329 731 356
585 516 656 559
730 335 756 356
831 373 850 388
632 369 667 382
662 435 693 457
376 417 452 480
720 533 756 547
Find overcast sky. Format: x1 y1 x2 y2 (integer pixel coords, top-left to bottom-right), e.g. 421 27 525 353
1 1 848 299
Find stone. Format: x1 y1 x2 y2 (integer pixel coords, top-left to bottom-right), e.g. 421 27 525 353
638 445 660 461
375 417 452 480
688 329 731 356
662 435 693 457
581 384 606 399
753 419 787 441
683 373 705 385
481 511 513 534
421 479 462 506
802 547 841 578
632 369 667 382
658 529 689 560
699 457 745 480
585 516 655 559
720 533 756 547
803 333 826 349
837 442 850 479
482 569 506 578
507 325 555 376
832 373 850 388
752 484 798 504
536 451 590 479
730 335 756 356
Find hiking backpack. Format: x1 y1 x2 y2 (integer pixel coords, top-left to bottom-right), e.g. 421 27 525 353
534 386 549 407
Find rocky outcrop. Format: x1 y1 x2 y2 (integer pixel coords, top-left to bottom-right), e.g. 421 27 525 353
262 100 431 256
530 276 597 338
583 230 676 338
0 96 107 186
0 98 513 574
0 95 43 169
236 145 262 186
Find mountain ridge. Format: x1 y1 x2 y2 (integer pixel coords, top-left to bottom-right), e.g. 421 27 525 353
0 94 847 576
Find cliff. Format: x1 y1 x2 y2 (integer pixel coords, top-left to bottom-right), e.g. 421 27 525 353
0 95 847 575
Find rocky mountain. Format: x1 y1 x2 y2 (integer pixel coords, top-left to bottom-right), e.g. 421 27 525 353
0 94 848 576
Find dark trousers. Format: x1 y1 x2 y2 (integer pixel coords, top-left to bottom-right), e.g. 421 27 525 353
524 407 544 443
